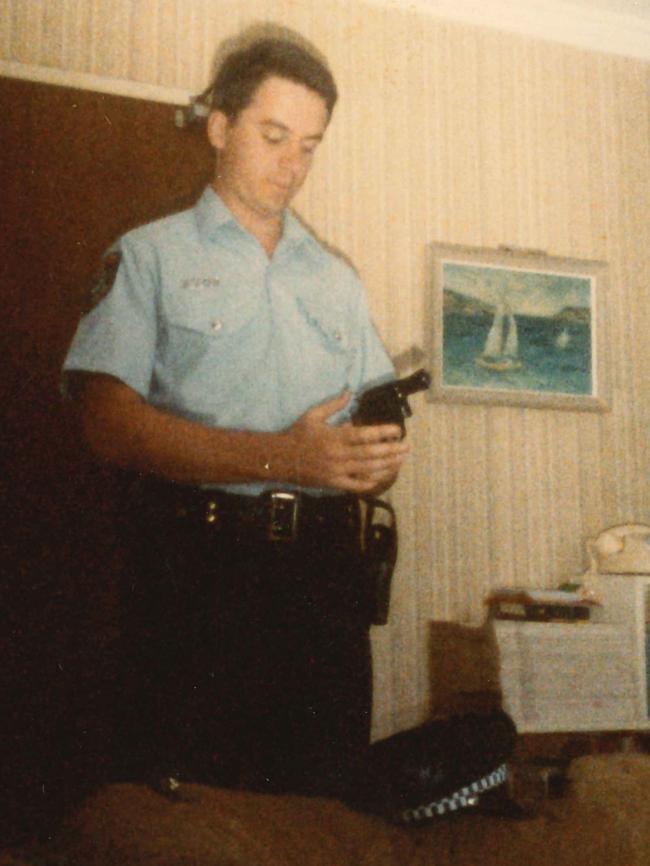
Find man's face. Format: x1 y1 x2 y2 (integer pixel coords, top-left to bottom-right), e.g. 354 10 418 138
208 76 330 224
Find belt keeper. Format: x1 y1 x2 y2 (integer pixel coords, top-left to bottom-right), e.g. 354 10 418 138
268 491 299 542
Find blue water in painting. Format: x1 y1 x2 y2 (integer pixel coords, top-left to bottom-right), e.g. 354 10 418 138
443 312 592 395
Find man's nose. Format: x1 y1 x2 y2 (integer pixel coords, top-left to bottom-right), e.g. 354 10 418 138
279 143 304 173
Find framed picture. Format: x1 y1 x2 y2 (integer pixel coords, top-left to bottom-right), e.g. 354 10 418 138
426 243 611 412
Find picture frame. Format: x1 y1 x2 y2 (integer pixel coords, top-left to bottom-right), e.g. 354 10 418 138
426 243 611 412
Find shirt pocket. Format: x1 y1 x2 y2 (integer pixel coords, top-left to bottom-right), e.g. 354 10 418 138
160 288 262 400
164 287 257 339
295 296 352 357
293 296 356 401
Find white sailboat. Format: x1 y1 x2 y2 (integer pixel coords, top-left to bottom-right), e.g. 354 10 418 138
476 298 523 372
555 327 570 350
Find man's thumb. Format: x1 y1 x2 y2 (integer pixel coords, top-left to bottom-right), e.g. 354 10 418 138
309 390 352 423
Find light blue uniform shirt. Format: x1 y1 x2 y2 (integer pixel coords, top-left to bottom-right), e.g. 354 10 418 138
64 187 395 495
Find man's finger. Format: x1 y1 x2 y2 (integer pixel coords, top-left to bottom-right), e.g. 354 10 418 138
344 453 407 476
345 434 410 459
345 422 404 444
305 391 352 423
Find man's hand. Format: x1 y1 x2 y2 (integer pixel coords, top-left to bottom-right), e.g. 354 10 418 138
283 393 409 494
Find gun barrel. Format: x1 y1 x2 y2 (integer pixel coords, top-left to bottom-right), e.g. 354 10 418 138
397 368 431 398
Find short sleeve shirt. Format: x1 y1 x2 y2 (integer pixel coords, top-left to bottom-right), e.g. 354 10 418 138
63 187 395 494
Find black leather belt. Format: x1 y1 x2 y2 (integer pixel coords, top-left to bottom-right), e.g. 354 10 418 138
140 482 361 544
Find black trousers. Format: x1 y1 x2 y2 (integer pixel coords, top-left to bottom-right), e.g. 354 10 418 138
115 480 372 798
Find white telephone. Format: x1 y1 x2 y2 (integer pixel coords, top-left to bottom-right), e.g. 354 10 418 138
586 523 650 574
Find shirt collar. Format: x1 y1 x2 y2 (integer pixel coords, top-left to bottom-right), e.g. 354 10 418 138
280 208 314 251
194 185 238 241
194 185 313 253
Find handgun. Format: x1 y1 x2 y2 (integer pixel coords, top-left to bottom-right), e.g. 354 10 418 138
353 368 431 438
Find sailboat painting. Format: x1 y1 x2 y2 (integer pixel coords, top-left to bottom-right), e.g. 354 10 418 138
428 244 610 412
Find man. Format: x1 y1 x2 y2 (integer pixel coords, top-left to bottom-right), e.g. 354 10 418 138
63 37 408 799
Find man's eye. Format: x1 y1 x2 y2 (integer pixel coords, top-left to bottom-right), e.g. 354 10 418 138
263 133 284 145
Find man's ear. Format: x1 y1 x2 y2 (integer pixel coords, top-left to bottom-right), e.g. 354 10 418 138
207 110 229 150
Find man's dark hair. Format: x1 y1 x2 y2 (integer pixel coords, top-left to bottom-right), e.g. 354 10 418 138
210 38 338 119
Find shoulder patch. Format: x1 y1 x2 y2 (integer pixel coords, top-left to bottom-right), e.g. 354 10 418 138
84 251 122 313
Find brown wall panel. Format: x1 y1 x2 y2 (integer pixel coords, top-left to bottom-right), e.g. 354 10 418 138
1 76 214 838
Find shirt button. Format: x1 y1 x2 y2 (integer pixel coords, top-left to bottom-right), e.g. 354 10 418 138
211 320 223 332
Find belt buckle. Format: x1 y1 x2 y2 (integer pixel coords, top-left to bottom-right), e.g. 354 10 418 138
268 491 299 542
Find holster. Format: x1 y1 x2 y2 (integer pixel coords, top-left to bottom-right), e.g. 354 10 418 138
363 498 398 626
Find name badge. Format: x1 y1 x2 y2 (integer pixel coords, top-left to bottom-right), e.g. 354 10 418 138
181 277 220 290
